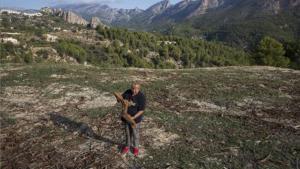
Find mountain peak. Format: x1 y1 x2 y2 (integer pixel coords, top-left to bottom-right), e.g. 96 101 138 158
62 10 88 25
187 0 224 17
146 0 171 14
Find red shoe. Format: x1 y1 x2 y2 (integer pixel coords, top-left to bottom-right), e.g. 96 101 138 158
133 147 139 157
121 146 129 154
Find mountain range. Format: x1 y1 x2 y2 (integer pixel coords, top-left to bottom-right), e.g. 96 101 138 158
48 0 300 48
52 3 143 25
54 0 300 24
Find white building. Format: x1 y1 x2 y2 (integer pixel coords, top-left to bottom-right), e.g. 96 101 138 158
44 34 58 42
0 32 21 35
0 9 21 15
53 27 61 31
0 37 20 45
22 12 43 17
157 41 177 45
0 9 42 17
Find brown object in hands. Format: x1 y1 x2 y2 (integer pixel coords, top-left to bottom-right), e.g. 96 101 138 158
113 92 137 128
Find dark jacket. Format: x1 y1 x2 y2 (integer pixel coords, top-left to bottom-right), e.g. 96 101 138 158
121 89 146 123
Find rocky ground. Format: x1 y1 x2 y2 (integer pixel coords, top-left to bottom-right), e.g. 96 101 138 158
0 64 299 169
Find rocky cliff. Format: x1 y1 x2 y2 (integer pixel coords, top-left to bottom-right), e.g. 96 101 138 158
53 3 143 25
42 7 107 28
62 11 88 26
90 16 104 28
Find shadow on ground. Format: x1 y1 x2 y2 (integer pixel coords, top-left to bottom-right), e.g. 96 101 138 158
48 112 121 146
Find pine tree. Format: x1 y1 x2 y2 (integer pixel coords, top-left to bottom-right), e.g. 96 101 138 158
255 37 289 67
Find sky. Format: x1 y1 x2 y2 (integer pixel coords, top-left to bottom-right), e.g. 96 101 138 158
0 0 182 10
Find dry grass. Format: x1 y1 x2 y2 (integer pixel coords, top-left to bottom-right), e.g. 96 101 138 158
0 63 299 168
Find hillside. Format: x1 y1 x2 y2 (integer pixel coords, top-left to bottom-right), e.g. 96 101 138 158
0 12 251 68
53 0 300 54
127 0 300 49
156 0 300 49
0 63 299 168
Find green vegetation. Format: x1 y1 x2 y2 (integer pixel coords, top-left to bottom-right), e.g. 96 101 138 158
0 13 252 68
0 112 16 127
155 6 300 52
23 52 34 63
255 37 290 67
0 12 299 69
285 40 300 69
96 26 251 68
143 5 299 70
56 40 87 63
0 43 27 63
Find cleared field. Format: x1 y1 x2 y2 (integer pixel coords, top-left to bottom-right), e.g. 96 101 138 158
0 64 299 168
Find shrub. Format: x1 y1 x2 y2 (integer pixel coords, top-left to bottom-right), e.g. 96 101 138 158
24 52 33 63
56 41 87 63
255 37 290 67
